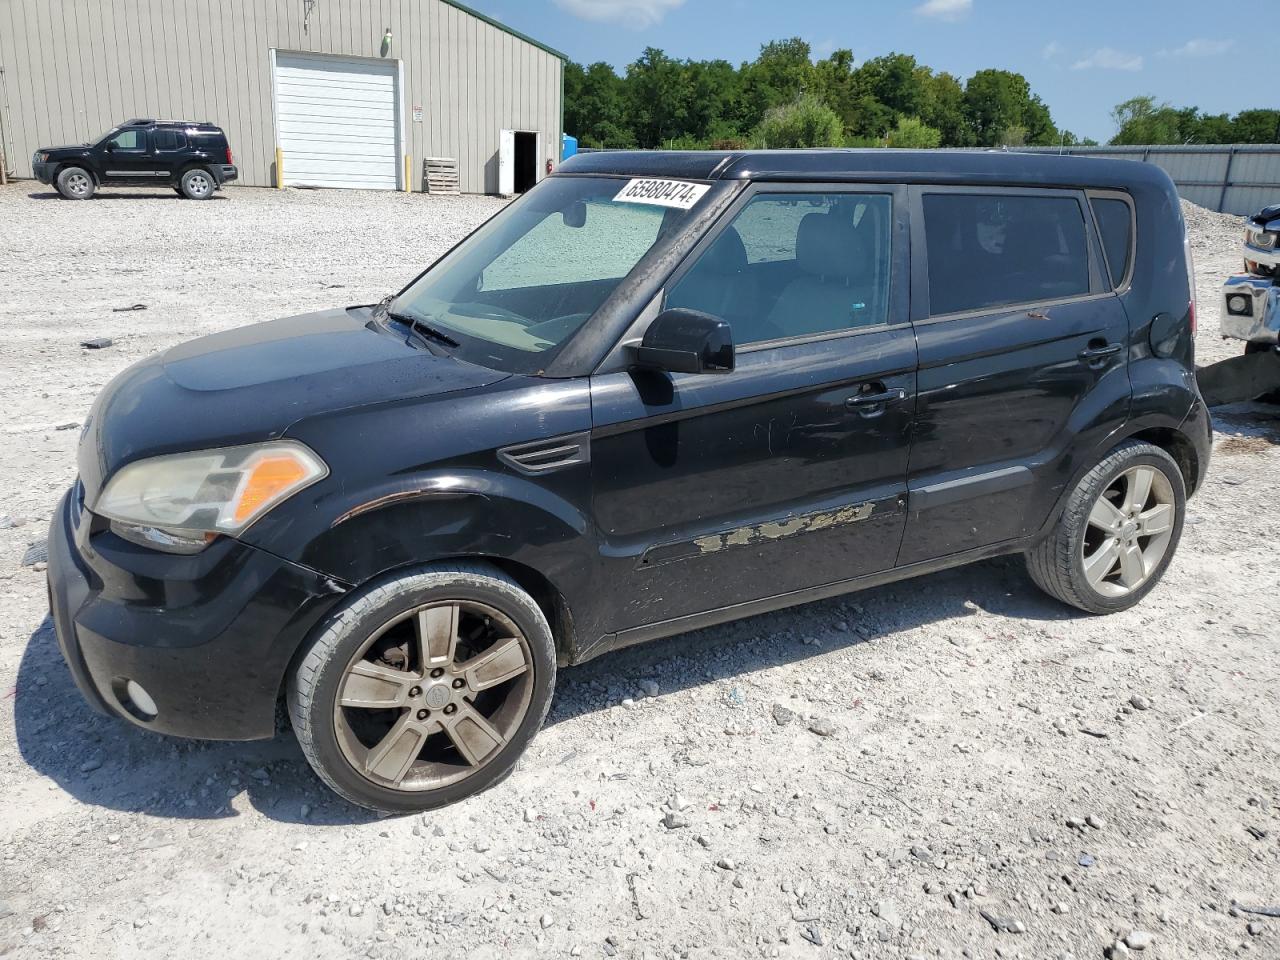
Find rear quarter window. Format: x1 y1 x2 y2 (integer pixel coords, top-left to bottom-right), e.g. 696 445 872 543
923 193 1090 316
1091 197 1134 288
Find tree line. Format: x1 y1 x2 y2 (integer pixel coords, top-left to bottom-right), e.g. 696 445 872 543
565 39 1280 151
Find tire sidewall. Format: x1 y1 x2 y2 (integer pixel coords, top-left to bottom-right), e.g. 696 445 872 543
180 168 214 200
56 166 94 200
1067 446 1186 613
293 568 556 814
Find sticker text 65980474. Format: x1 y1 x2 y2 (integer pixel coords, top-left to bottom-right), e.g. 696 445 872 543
613 178 711 210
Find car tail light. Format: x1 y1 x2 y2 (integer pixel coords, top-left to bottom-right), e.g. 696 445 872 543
226 146 234 165
1183 221 1197 336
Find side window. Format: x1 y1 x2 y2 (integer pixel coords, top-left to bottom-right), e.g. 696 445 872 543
107 129 146 152
153 130 187 152
667 192 893 346
1091 197 1134 289
923 193 1090 316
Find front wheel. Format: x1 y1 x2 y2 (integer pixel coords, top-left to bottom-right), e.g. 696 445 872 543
1026 441 1185 614
288 562 556 813
179 168 215 199
55 166 95 199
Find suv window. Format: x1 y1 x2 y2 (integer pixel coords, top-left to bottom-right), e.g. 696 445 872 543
923 193 1090 316
1091 197 1133 288
667 192 892 346
153 129 187 152
106 129 147 152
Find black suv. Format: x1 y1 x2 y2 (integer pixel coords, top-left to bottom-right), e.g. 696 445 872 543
32 118 238 200
46 150 1211 812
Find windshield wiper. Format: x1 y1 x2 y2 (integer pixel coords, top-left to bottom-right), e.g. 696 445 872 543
374 296 459 350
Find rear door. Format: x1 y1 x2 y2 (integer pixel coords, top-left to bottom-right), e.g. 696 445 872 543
589 184 917 631
897 186 1132 564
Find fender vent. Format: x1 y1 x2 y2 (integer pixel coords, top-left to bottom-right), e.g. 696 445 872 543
498 432 590 475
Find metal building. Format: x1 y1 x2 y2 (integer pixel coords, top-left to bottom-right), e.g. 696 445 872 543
0 0 565 194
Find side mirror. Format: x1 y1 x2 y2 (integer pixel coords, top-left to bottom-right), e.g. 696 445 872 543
104 141 115 152
629 308 734 375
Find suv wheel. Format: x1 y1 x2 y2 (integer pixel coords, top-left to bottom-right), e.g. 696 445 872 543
55 166 95 200
179 168 215 200
1026 440 1185 614
288 562 556 813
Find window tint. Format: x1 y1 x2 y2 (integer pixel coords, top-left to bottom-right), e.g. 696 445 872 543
923 193 1090 316
667 193 892 346
107 129 145 151
1091 198 1133 288
153 129 187 152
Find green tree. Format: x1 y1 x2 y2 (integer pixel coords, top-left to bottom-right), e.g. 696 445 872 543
753 94 843 148
1110 96 1182 144
964 69 1044 147
885 116 942 148
738 38 814 131
563 62 633 148
625 47 691 147
920 71 972 147
1232 109 1280 144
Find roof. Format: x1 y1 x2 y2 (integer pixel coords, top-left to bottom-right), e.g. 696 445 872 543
438 0 567 61
125 118 221 130
558 148 1172 191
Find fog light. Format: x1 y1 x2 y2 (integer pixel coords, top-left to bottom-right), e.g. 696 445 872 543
124 679 158 719
1227 294 1251 316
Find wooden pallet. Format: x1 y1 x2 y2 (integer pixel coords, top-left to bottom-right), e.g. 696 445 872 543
423 157 460 195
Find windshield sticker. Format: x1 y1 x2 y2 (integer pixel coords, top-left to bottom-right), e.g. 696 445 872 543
614 178 710 210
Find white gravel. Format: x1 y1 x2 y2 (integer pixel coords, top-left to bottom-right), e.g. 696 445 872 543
0 183 1277 959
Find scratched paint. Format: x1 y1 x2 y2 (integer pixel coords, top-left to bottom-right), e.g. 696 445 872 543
692 503 875 555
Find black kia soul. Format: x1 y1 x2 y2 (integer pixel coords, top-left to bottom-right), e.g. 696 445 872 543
47 150 1211 812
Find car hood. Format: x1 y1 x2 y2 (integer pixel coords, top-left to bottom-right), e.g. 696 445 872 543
77 307 510 503
40 144 91 157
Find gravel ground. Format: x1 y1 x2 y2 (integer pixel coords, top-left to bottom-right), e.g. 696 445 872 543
0 183 1277 960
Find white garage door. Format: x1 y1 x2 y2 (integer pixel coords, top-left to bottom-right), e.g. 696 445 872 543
273 52 400 190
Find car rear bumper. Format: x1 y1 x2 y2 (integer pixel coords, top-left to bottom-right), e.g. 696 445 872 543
46 484 347 740
214 164 238 185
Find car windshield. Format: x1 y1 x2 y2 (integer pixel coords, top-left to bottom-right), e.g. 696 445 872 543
391 176 700 374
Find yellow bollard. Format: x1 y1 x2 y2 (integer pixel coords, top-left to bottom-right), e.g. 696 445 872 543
275 147 284 189
404 154 412 192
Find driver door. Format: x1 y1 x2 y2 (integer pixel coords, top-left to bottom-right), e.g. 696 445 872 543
589 185 917 632
99 128 159 183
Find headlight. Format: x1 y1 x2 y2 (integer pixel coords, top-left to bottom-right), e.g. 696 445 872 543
96 441 327 553
1247 227 1277 250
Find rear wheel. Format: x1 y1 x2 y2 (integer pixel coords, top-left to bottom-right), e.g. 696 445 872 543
179 168 215 200
1026 440 1185 614
55 166 95 200
289 562 556 813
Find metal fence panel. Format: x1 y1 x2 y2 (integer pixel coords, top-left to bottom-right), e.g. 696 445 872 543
1019 145 1280 216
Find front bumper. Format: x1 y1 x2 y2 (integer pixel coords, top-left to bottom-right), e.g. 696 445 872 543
1221 275 1280 344
46 484 347 740
32 161 55 185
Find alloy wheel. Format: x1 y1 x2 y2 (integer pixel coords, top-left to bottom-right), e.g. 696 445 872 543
333 600 534 792
1080 465 1176 597
66 173 90 197
186 173 211 197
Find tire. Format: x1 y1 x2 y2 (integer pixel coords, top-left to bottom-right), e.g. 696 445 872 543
179 167 215 200
1026 440 1185 614
55 166 95 200
288 561 556 813
1243 342 1280 404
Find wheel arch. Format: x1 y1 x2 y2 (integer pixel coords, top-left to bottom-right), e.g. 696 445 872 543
275 553 580 717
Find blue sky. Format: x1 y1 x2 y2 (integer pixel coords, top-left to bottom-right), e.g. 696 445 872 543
481 0 1243 142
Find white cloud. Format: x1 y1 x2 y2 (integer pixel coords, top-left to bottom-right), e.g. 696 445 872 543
1041 41 1061 60
1071 47 1143 72
1159 38 1233 58
552 0 685 28
914 0 972 22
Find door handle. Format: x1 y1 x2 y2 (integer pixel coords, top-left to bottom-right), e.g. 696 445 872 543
845 387 908 408
1078 343 1122 362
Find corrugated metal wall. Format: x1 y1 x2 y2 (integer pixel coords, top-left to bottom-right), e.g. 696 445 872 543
0 0 563 193
1018 145 1280 216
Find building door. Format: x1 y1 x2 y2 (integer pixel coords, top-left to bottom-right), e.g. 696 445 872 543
272 51 401 190
499 129 539 195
